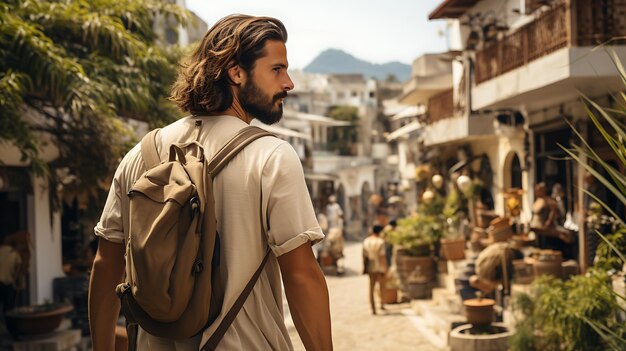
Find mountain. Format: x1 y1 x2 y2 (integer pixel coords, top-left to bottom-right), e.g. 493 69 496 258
303 49 411 81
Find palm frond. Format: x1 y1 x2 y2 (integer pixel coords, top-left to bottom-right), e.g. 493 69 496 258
560 144 626 208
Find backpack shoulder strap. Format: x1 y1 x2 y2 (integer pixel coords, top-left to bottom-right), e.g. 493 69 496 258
202 248 271 351
140 129 162 169
201 126 274 351
207 126 274 177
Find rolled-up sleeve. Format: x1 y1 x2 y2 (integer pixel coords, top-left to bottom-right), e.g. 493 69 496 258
94 164 127 244
262 143 324 257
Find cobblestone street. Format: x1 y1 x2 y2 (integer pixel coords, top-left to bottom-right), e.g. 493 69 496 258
287 242 445 351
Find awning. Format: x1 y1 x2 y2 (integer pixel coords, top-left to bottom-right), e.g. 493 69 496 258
386 121 423 141
252 121 311 140
283 109 351 126
383 99 408 116
304 173 338 181
429 0 480 19
390 105 425 121
399 73 453 105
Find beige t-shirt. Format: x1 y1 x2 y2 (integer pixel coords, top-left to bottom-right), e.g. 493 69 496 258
95 115 324 350
362 236 386 274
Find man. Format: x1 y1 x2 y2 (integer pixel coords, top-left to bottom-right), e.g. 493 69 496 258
362 225 387 315
89 15 332 351
325 195 343 231
323 195 345 274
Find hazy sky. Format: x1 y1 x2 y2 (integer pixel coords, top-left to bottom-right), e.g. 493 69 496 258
185 0 449 69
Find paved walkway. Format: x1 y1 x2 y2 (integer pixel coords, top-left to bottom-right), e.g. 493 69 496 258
286 241 445 351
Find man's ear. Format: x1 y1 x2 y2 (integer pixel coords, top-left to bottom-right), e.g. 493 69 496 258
227 65 245 85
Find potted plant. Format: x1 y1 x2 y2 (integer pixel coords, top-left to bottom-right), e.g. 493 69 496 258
387 214 440 286
441 217 467 261
440 191 466 261
510 272 625 351
5 302 74 339
464 292 495 326
380 272 400 304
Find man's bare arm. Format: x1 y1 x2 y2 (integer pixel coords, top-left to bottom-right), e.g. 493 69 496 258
89 239 125 351
278 243 333 351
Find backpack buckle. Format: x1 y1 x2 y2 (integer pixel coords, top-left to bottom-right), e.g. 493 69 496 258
116 283 131 298
189 197 200 219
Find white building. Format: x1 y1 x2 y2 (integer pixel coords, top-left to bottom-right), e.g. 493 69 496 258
428 0 626 269
286 71 389 238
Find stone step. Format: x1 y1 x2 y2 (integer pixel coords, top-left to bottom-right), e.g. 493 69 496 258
410 293 467 349
431 288 464 315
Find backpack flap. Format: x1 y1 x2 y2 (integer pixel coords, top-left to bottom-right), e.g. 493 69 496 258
127 159 201 322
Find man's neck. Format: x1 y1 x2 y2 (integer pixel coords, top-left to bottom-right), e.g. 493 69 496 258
218 90 254 124
218 106 252 124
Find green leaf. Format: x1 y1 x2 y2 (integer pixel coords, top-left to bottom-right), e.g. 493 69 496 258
595 230 626 265
581 94 626 146
561 143 626 209
582 316 626 351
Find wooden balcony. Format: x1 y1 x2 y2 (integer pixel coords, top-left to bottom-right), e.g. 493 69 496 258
427 88 454 124
475 0 626 84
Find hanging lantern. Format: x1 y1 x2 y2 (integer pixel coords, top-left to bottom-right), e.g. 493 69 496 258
432 174 444 189
422 189 435 204
457 175 473 195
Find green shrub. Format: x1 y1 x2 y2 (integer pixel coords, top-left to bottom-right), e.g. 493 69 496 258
386 214 441 256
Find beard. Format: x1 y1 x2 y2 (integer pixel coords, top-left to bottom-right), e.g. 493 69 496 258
239 79 287 125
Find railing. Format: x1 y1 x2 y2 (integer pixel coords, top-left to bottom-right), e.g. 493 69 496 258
475 3 568 84
475 0 626 84
576 0 626 46
427 89 454 124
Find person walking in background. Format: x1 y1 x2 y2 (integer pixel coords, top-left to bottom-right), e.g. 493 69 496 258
326 195 344 231
314 212 329 260
89 14 332 351
325 227 346 275
363 225 388 315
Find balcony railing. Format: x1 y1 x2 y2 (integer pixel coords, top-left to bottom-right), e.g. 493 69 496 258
576 0 626 46
427 89 454 124
475 0 626 84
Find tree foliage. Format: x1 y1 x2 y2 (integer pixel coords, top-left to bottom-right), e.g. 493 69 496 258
0 0 188 206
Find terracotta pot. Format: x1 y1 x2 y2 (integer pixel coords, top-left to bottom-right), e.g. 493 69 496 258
562 260 580 279
407 281 431 299
441 237 466 261
398 255 435 282
380 287 398 304
533 250 563 278
6 304 73 338
463 298 495 326
512 259 534 284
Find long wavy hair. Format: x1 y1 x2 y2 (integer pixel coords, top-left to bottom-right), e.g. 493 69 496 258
170 14 288 115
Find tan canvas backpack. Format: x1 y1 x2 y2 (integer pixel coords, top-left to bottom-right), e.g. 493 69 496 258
116 123 273 350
